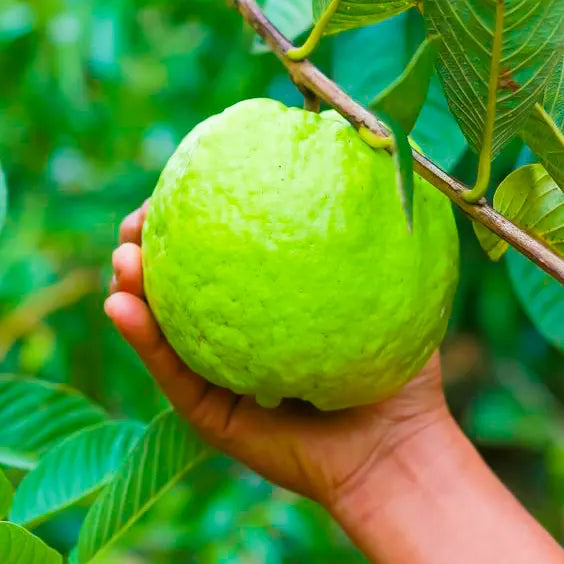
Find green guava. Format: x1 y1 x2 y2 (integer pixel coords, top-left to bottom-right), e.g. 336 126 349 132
142 98 459 410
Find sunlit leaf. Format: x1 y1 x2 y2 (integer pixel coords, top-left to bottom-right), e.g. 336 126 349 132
333 13 467 171
0 376 107 470
370 35 440 133
423 0 563 158
0 468 12 520
76 409 212 563
521 56 564 190
473 164 564 261
10 420 145 528
255 0 312 51
0 522 62 564
313 0 417 35
506 248 564 352
0 165 6 233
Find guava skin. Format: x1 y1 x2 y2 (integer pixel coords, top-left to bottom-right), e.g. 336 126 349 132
142 98 459 410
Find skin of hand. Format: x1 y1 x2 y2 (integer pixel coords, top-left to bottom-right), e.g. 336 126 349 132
105 201 450 512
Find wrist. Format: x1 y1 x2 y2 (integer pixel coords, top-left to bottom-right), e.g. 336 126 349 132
327 410 464 559
326 411 562 564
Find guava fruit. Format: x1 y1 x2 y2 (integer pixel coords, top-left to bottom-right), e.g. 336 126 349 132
142 98 459 410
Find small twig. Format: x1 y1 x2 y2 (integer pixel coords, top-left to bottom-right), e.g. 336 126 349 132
0 269 100 361
231 0 564 283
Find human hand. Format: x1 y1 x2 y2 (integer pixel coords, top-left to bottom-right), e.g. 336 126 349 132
105 201 451 514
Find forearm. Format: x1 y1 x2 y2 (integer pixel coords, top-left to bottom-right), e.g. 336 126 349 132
329 415 562 564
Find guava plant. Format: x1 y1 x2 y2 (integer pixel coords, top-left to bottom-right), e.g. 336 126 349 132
0 0 562 561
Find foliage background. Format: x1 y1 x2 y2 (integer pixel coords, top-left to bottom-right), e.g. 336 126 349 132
0 0 562 561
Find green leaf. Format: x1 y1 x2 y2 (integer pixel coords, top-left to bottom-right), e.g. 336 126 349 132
506 248 564 352
0 376 107 470
0 164 7 233
423 0 563 158
370 35 440 133
520 56 564 190
0 468 13 520
333 13 467 171
0 522 62 564
10 420 145 529
371 111 415 228
313 0 417 35
76 409 212 563
255 0 312 51
473 164 564 261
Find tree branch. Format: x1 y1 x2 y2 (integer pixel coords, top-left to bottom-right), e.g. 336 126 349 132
231 0 564 283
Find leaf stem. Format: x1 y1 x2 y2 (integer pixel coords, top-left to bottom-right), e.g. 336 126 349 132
287 0 340 61
358 127 393 151
463 0 504 203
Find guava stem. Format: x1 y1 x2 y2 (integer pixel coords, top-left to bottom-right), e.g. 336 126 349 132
286 0 340 61
298 84 321 112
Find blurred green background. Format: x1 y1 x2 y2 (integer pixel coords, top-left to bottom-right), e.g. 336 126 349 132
0 0 562 561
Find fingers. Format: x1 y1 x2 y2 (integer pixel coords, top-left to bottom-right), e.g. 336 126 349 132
104 292 208 415
111 243 144 297
119 200 149 245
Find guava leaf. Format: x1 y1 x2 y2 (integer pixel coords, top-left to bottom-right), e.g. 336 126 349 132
423 0 563 159
520 56 564 191
0 468 13 520
473 164 564 261
313 0 417 35
370 35 440 134
0 522 62 564
372 110 414 228
10 420 145 529
0 165 7 234
333 13 467 171
76 409 212 563
254 0 312 51
0 376 107 470
506 248 564 352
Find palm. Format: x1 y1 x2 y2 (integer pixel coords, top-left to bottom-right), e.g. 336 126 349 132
106 203 447 508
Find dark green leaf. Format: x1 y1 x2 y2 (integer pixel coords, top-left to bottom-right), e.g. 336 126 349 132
473 164 564 260
0 522 62 564
370 35 440 133
506 248 564 352
520 56 564 190
0 468 12 520
333 13 467 170
423 0 563 157
76 409 212 563
10 420 145 528
373 111 414 228
313 0 417 35
0 376 107 470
